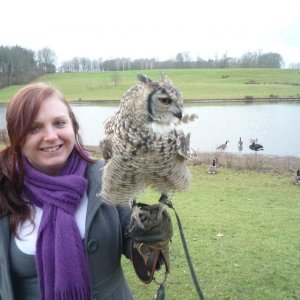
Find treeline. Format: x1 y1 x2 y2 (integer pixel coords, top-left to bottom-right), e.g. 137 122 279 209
59 51 286 72
1 45 299 89
0 46 56 89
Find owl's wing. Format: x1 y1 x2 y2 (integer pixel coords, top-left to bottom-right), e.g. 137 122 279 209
104 113 117 135
177 131 191 159
100 112 119 161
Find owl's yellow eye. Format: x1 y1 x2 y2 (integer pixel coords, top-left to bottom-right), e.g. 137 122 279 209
159 98 172 105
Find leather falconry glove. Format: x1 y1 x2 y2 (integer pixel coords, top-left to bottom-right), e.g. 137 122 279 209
127 201 173 284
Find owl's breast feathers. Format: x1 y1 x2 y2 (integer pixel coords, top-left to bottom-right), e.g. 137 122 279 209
101 118 191 201
114 116 188 159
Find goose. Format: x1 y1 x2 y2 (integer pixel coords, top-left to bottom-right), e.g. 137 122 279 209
190 147 198 158
207 158 218 174
238 137 243 151
217 140 229 151
249 140 264 151
293 168 300 185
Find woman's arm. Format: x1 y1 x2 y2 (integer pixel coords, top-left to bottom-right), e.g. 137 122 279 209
117 205 133 259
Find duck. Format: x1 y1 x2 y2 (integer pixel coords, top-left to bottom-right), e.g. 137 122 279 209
217 140 229 151
238 137 243 151
292 168 300 185
207 158 218 174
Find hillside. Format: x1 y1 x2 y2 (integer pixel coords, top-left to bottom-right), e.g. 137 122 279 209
0 68 299 102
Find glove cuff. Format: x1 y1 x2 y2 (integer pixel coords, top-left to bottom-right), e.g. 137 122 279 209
131 242 170 284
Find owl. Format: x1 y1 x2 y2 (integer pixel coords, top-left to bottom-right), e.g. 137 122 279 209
99 74 194 225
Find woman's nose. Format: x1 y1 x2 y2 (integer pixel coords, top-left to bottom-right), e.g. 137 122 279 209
43 127 58 142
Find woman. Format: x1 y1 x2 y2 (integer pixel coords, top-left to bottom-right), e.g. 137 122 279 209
0 83 134 299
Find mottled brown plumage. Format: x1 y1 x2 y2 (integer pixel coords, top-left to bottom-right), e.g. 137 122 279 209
99 74 193 207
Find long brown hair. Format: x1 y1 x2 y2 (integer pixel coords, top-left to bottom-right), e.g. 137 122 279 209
0 83 93 233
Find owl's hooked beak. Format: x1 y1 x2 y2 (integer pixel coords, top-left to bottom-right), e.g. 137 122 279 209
171 103 183 120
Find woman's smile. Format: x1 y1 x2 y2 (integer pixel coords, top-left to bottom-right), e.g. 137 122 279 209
40 145 63 152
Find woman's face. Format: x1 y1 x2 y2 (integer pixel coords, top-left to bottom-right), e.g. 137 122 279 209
22 95 76 175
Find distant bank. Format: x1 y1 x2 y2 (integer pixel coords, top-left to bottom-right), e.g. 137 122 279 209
69 97 300 105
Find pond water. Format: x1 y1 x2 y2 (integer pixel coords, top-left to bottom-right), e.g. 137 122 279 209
1 102 300 157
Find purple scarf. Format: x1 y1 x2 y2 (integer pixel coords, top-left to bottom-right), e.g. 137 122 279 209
23 150 92 300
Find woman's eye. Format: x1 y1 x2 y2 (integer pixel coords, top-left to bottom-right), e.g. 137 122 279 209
55 120 66 127
29 126 41 133
159 98 172 105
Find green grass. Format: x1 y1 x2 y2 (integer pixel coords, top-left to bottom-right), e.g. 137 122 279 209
0 69 300 102
122 166 300 299
1 141 299 299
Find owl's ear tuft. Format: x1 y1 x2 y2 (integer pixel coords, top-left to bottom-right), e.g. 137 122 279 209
137 74 152 84
161 73 174 85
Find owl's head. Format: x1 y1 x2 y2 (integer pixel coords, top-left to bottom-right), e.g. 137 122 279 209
136 74 184 126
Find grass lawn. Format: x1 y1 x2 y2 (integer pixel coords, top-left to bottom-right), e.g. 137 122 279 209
122 165 300 299
0 68 299 102
1 141 299 299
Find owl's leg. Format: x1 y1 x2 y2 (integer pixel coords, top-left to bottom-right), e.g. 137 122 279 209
157 193 172 222
128 199 150 232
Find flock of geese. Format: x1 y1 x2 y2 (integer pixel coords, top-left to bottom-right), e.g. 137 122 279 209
207 158 300 185
216 137 264 152
209 138 299 185
207 137 262 175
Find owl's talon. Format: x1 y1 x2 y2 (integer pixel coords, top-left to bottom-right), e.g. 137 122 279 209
128 204 151 232
156 202 166 222
131 206 144 229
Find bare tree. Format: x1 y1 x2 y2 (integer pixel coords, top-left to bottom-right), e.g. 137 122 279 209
111 72 121 86
183 51 191 62
176 53 184 63
0 45 39 88
92 58 103 72
79 57 92 72
71 57 80 72
37 47 57 73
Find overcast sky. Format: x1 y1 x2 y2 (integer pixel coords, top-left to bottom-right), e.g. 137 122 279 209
1 0 300 67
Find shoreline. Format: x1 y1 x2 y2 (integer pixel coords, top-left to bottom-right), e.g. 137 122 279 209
86 144 300 160
68 97 300 105
85 145 300 175
1 98 300 106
